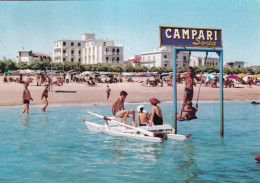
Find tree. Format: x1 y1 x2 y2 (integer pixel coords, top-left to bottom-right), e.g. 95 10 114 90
16 62 28 70
124 65 134 72
111 65 124 72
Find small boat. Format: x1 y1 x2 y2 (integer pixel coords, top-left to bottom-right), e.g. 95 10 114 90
84 111 191 143
255 155 260 162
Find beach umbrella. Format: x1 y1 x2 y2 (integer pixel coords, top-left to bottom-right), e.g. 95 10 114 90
237 73 247 77
251 75 260 78
122 72 132 76
5 71 12 75
20 69 35 74
37 70 44 74
227 75 239 79
110 72 119 75
137 73 156 77
67 69 77 73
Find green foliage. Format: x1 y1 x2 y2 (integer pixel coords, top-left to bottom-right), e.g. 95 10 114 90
1 59 259 75
111 65 124 72
124 65 134 72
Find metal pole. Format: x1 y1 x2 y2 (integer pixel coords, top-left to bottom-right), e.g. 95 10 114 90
51 64 53 92
172 48 177 134
219 50 224 137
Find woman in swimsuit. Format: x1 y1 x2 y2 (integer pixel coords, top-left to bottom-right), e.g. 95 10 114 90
149 98 163 126
40 84 49 112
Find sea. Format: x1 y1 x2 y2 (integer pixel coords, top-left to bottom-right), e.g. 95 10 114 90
0 101 260 183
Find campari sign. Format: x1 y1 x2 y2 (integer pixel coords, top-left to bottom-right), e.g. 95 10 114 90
160 26 222 48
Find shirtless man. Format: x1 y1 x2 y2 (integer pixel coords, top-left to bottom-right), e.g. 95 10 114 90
106 85 111 102
111 90 136 126
137 105 150 126
21 82 33 114
182 101 198 120
178 67 202 113
171 102 198 121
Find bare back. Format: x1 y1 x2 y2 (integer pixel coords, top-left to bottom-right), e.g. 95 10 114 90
137 112 148 125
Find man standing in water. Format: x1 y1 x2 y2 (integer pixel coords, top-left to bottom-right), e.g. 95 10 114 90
178 67 202 114
111 90 136 126
106 85 111 103
21 82 33 114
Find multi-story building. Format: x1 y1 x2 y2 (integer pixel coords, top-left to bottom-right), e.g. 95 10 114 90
17 50 51 64
124 55 141 67
140 47 173 68
53 33 124 65
224 61 244 68
251 65 260 70
190 56 219 67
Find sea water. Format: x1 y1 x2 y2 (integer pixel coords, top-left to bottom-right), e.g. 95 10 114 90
0 101 260 182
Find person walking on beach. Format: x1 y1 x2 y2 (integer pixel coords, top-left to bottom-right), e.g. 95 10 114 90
177 67 202 114
106 85 111 103
40 84 49 112
149 98 163 126
137 105 150 126
111 90 136 126
21 82 33 114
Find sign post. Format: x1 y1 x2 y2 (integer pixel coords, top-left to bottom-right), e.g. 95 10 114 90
160 26 224 137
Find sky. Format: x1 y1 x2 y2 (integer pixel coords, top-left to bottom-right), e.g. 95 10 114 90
0 0 259 66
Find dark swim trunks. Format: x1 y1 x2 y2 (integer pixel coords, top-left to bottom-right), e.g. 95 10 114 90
139 124 147 126
23 100 29 104
185 88 193 95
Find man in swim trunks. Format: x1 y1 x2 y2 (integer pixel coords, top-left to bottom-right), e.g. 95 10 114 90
178 67 202 114
21 82 33 114
106 85 111 103
111 90 136 126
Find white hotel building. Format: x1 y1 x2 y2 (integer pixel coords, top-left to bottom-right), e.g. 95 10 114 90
53 33 124 65
130 47 219 68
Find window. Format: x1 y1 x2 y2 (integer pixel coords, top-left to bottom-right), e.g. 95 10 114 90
216 63 218 66
106 57 109 61
148 56 150 61
212 62 214 66
117 57 119 63
164 55 167 59
71 42 74 46
63 42 66 46
143 57 145 61
104 42 106 46
183 56 186 61
71 58 74 62
79 50 81 54
63 50 66 53
164 64 167 67
79 58 81 62
112 57 115 62
71 50 74 54
117 49 120 54
63 58 66 61
153 56 155 61
78 43 81 46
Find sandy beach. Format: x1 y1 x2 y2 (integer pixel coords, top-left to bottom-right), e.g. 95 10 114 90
0 79 259 107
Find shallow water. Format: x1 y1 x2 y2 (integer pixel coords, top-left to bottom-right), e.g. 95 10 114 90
0 101 260 182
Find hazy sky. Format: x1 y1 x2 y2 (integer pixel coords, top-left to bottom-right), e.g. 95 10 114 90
0 0 259 66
